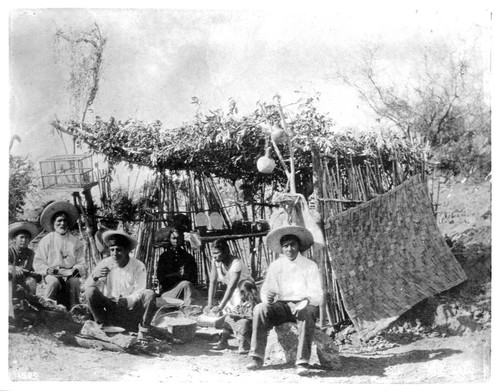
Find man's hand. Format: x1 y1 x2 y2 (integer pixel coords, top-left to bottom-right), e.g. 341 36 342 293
47 267 59 275
210 306 222 316
15 266 25 278
266 290 277 304
95 266 110 279
291 299 310 318
203 305 212 315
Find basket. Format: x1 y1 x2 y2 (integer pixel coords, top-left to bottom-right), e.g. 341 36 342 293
324 175 468 340
151 310 197 343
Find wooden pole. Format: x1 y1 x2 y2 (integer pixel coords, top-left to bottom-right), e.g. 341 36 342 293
73 192 99 272
310 144 328 328
275 96 296 193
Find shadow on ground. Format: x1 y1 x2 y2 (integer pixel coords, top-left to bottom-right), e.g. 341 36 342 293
310 348 462 378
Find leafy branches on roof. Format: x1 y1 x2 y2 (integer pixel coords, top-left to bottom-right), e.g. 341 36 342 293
50 97 425 188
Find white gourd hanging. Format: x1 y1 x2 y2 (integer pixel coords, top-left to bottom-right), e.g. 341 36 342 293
256 147 276 174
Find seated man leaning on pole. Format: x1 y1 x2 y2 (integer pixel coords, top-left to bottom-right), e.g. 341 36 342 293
33 201 86 310
85 230 156 340
245 224 323 377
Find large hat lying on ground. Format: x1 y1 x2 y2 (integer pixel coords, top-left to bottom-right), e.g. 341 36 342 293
102 230 138 250
9 221 39 239
266 224 314 253
40 201 79 232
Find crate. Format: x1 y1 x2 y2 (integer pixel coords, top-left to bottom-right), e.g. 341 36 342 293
39 154 96 190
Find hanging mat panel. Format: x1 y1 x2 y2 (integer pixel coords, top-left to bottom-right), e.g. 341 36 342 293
324 175 467 341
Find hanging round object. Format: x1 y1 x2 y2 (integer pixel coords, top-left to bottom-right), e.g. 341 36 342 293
270 125 288 144
261 123 273 134
257 147 276 174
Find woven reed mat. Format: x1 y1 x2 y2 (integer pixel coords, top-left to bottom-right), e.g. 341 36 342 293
324 175 467 340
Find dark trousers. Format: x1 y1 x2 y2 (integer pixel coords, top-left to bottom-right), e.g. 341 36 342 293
249 301 318 365
85 284 156 331
44 275 81 310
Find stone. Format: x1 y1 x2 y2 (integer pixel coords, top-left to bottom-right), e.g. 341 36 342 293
433 304 482 335
110 333 137 349
265 322 341 369
80 320 110 342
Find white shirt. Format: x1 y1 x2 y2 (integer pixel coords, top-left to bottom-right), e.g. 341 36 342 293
33 232 86 275
88 256 147 308
260 253 323 306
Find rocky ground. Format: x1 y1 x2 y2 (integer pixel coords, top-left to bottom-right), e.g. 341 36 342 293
4 175 494 386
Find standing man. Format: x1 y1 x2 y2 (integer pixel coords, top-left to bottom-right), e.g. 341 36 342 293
85 230 156 339
156 227 202 305
246 225 323 376
33 201 86 310
8 221 41 298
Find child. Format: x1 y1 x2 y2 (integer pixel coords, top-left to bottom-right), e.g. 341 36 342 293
214 279 261 354
8 222 41 298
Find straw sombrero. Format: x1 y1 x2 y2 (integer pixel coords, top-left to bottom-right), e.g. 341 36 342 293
40 201 79 232
8 221 39 239
102 230 138 250
94 229 108 253
265 224 314 253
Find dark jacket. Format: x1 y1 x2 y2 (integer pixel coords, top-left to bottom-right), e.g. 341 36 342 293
156 246 198 293
9 246 35 271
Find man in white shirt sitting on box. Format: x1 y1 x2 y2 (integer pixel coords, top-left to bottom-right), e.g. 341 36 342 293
246 224 323 376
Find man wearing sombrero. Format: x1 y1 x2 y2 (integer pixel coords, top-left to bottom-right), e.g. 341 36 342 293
33 201 86 310
246 224 323 376
84 230 156 339
8 221 41 297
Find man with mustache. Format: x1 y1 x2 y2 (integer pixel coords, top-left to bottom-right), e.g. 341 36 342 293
33 201 86 310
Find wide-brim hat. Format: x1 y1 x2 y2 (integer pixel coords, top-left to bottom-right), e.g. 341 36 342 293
94 229 108 253
266 224 314 254
102 230 138 251
40 201 79 232
9 221 39 240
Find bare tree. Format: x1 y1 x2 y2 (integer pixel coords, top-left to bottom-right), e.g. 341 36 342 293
53 22 106 151
335 38 490 175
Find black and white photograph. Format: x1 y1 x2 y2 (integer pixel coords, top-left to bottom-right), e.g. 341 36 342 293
4 1 495 387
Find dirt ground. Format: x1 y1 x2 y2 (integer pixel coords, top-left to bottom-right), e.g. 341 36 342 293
7 327 491 383
5 175 495 386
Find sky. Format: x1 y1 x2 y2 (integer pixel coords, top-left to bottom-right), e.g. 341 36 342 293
8 4 492 163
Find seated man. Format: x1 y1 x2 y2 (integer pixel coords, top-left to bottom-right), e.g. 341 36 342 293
33 201 86 310
246 225 323 376
85 230 156 339
8 221 41 298
156 227 201 305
